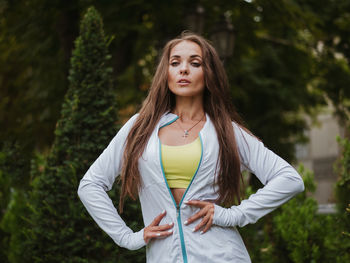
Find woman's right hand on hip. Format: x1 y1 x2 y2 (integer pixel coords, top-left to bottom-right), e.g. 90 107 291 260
143 210 174 244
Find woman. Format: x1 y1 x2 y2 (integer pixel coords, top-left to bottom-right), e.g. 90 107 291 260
78 32 304 262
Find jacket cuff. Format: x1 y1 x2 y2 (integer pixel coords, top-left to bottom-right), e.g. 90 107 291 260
130 229 147 250
213 204 238 227
121 228 146 250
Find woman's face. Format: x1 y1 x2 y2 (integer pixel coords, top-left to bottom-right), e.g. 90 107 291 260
167 40 205 99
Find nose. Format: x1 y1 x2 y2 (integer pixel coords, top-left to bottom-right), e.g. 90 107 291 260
179 62 189 75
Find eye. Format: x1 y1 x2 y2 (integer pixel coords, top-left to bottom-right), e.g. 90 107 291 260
170 61 179 67
191 62 201 67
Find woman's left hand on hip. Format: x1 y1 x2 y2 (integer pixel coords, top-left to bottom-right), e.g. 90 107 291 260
184 200 214 234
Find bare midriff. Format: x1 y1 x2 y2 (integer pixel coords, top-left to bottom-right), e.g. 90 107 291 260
171 188 186 205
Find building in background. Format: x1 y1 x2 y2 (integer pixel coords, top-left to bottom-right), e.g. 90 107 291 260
295 106 345 212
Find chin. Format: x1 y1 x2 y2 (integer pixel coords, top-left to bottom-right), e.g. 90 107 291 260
169 86 204 98
174 92 203 98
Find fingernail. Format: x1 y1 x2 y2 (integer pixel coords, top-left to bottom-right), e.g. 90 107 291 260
192 228 196 232
200 231 204 235
168 230 173 233
184 201 189 204
169 222 174 226
156 233 161 236
184 220 188 225
162 210 166 214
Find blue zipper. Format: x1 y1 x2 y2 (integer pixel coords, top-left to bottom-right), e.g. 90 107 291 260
158 117 204 263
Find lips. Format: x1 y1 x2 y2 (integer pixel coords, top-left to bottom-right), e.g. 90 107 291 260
177 79 191 84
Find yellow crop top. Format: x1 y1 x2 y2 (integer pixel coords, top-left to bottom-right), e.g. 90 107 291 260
161 137 202 189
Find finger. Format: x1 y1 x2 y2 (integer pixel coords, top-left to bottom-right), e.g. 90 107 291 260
184 209 207 225
144 227 173 243
150 210 166 226
193 214 210 233
153 222 174 231
144 223 173 237
201 215 213 234
148 229 173 239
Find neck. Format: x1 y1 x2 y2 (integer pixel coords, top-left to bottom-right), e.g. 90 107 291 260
173 96 204 121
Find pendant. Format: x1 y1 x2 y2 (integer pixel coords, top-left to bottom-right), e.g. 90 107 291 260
183 130 189 138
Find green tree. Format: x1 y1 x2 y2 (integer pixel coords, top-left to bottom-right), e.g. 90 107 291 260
0 3 80 257
0 141 33 263
335 134 350 242
310 0 350 124
21 6 123 262
1 0 335 165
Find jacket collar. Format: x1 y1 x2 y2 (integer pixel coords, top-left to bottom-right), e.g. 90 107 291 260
158 111 212 136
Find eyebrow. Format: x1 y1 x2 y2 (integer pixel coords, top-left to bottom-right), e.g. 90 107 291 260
170 55 202 59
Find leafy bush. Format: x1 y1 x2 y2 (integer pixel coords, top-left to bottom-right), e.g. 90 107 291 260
335 135 350 214
241 164 350 262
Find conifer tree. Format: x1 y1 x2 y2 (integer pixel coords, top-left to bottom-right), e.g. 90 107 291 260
24 6 121 262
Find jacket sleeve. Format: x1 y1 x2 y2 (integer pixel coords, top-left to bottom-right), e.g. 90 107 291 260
77 114 146 250
213 122 305 228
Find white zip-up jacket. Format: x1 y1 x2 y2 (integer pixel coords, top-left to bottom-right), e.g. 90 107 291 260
78 112 304 263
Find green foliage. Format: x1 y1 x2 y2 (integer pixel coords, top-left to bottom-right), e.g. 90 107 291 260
0 140 33 263
0 0 70 151
241 165 350 262
344 204 350 238
0 149 11 263
4 0 348 163
0 151 46 263
0 141 32 189
311 0 350 124
334 135 350 246
335 135 350 211
223 0 328 161
1 189 31 262
21 6 124 262
269 167 340 262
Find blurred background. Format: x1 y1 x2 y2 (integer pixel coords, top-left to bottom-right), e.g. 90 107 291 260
0 0 349 262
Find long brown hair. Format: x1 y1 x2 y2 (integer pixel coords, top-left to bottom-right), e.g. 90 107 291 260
119 32 245 212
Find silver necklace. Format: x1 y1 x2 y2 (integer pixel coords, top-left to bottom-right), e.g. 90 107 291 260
176 115 205 138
